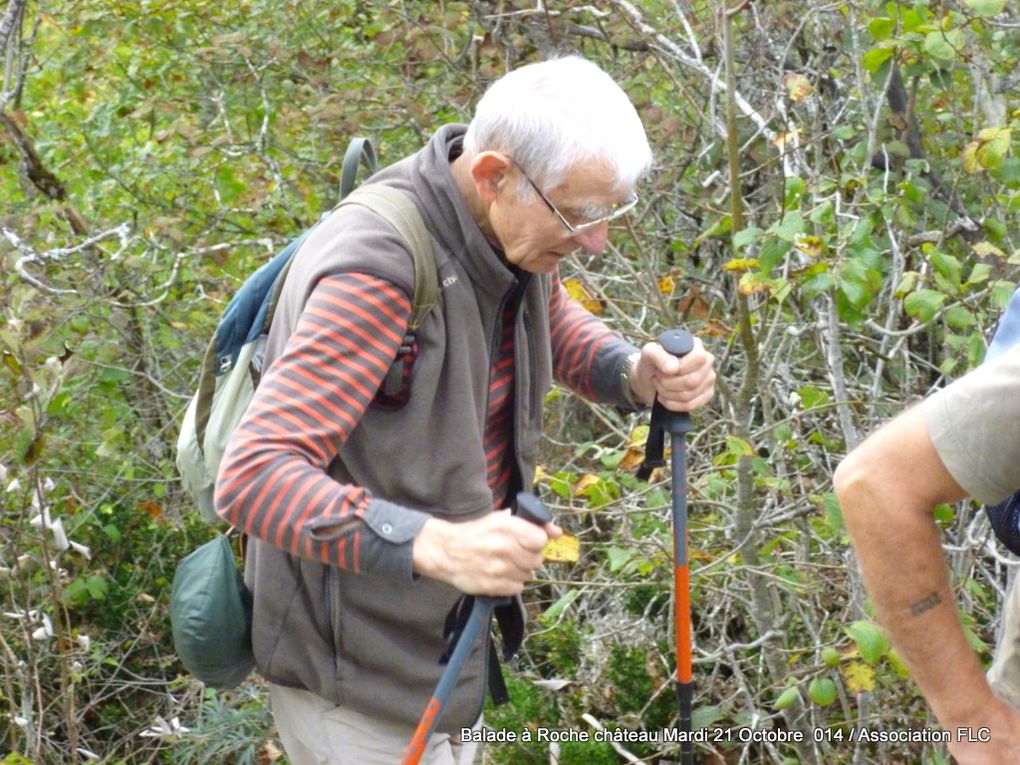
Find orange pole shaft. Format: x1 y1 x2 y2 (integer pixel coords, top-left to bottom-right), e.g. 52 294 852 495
401 697 441 765
674 560 692 684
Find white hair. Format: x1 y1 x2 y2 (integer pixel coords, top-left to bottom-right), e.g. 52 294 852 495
462 56 653 192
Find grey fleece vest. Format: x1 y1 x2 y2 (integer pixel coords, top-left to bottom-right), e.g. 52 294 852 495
243 125 554 732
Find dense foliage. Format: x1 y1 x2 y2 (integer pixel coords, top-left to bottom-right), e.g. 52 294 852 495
2 1 1019 763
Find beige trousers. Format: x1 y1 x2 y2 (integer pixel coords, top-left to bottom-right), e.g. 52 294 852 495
989 573 1020 709
269 683 481 765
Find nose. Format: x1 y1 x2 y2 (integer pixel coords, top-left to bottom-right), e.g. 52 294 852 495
573 223 609 255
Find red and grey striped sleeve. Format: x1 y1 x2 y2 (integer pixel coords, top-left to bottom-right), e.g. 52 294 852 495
548 272 638 405
215 273 428 575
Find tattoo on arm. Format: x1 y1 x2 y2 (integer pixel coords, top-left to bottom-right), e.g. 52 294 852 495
908 592 942 616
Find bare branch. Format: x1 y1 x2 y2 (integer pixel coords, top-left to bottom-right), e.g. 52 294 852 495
0 0 26 65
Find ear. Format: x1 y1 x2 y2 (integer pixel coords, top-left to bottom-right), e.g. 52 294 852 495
469 152 513 203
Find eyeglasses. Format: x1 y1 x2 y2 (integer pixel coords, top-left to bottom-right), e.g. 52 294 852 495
513 161 639 236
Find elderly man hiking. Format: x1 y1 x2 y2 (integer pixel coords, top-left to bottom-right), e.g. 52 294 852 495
214 55 716 764
835 345 1020 764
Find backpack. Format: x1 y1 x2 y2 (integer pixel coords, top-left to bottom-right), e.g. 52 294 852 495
175 138 439 524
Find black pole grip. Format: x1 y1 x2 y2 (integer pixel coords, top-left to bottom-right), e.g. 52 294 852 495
676 680 695 764
655 330 695 436
658 328 695 359
515 492 552 526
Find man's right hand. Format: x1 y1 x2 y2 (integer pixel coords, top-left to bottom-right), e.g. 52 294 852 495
411 510 561 596
949 698 1020 764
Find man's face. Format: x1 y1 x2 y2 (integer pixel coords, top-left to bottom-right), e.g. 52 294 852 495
492 161 633 274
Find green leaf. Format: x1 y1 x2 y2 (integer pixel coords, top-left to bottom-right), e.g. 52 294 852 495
599 449 626 469
924 29 965 62
801 270 835 298
784 177 806 208
992 280 1017 309
772 211 806 243
733 226 763 251
808 199 834 225
845 620 889 664
904 289 947 322
774 685 800 710
86 575 109 600
546 473 573 500
929 249 962 285
945 305 975 329
862 46 893 74
839 274 873 309
540 589 580 623
833 124 857 141
868 17 896 40
606 546 636 573
934 503 956 524
993 157 1020 188
965 0 1006 17
692 705 724 730
808 677 838 706
820 491 844 536
758 236 792 273
798 385 830 410
886 647 911 678
696 216 731 243
967 262 994 285
725 435 755 457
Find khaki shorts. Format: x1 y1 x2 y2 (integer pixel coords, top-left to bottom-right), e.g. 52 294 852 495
269 683 481 765
988 574 1020 709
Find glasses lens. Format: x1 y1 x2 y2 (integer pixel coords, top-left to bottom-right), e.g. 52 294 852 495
569 194 639 234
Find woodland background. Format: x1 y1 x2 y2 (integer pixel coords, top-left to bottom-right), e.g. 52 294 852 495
2 1 1020 763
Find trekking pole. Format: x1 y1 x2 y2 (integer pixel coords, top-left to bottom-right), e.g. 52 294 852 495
401 493 552 765
637 329 696 765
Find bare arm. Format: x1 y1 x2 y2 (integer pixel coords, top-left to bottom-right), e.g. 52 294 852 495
834 404 1020 763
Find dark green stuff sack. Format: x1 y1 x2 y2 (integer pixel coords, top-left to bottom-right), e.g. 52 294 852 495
170 534 254 689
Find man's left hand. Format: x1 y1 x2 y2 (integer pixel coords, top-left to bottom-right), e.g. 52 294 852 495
629 336 715 411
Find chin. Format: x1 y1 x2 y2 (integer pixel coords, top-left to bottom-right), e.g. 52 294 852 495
523 256 562 275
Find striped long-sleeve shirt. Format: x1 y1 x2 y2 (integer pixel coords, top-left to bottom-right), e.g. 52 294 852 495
216 269 623 577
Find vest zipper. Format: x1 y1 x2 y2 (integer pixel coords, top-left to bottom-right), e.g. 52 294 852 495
325 567 344 700
523 309 540 417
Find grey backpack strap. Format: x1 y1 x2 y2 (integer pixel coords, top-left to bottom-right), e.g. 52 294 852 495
337 185 438 330
339 138 378 200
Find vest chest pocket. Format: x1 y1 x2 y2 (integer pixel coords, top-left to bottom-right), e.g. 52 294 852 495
370 333 419 409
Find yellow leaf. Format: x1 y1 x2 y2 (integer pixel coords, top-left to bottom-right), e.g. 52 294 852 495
563 278 603 315
658 275 675 295
701 319 733 337
140 500 164 520
794 234 824 258
976 126 1011 170
543 535 580 563
738 272 772 295
629 425 650 448
772 129 802 151
784 72 814 102
723 258 760 272
840 660 876 694
573 474 602 494
962 141 982 173
617 445 646 471
972 241 1005 259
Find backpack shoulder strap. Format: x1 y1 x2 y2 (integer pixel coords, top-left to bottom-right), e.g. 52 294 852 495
337 185 438 330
